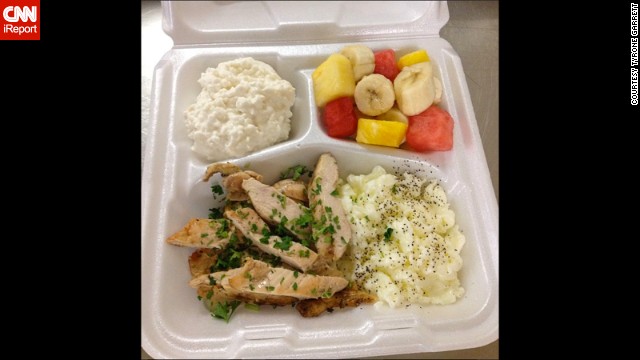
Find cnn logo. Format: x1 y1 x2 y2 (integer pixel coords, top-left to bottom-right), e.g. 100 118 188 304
3 6 37 22
1 1 40 40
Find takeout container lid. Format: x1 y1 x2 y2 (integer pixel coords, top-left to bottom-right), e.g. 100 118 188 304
162 1 449 46
143 1 498 359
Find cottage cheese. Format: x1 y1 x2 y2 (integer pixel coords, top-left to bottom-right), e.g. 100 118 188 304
184 58 296 161
337 166 465 308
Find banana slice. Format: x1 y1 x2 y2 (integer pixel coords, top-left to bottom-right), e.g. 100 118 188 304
393 62 435 116
354 74 395 116
376 107 408 124
340 45 375 82
433 76 443 104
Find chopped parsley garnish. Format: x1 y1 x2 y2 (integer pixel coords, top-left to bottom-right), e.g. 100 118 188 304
298 249 310 258
244 303 260 312
211 300 241 323
259 228 271 244
275 216 289 237
206 290 214 300
312 178 322 195
280 165 310 181
208 276 217 285
237 210 249 219
266 286 275 292
294 210 313 229
244 272 253 280
321 289 333 298
228 200 251 210
330 189 339 196
249 284 255 291
208 207 223 219
273 236 293 251
311 288 318 296
212 246 243 271
324 224 336 234
391 184 398 195
229 233 238 246
200 233 209 238
246 247 282 267
314 214 327 230
293 270 299 278
211 184 224 197
292 282 298 291
215 219 230 238
383 228 393 242
197 295 202 301
276 193 287 208
250 223 258 232
266 255 282 267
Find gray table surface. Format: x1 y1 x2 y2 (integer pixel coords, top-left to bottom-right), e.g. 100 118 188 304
141 1 498 358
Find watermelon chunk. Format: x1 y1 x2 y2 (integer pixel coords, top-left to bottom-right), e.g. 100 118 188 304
322 96 358 138
406 105 454 151
373 49 400 82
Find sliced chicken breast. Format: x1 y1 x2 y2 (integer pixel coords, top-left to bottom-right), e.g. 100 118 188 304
202 161 263 201
225 208 318 271
273 178 308 203
166 218 232 249
203 162 243 181
188 248 222 277
295 287 377 317
308 153 352 260
196 283 298 308
242 178 312 241
190 258 349 300
221 170 263 201
196 284 237 308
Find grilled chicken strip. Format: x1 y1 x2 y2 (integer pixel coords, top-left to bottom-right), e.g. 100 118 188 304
196 284 237 308
188 248 222 277
221 170 263 201
295 288 377 317
242 178 312 241
189 242 295 278
308 153 352 260
196 283 298 308
202 161 263 201
203 162 243 181
273 179 308 204
225 208 318 272
190 258 349 300
166 218 232 249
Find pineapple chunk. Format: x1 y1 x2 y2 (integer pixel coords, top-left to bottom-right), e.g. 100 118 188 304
355 118 407 148
397 50 430 70
312 53 356 107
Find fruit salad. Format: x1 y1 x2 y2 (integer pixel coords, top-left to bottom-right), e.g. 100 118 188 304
312 46 454 152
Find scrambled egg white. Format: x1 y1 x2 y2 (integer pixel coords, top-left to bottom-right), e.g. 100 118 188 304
184 57 295 161
337 166 465 307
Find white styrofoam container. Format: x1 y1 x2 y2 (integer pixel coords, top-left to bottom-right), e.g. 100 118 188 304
141 1 498 358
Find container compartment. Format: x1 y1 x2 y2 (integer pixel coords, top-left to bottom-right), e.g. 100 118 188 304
142 2 498 358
